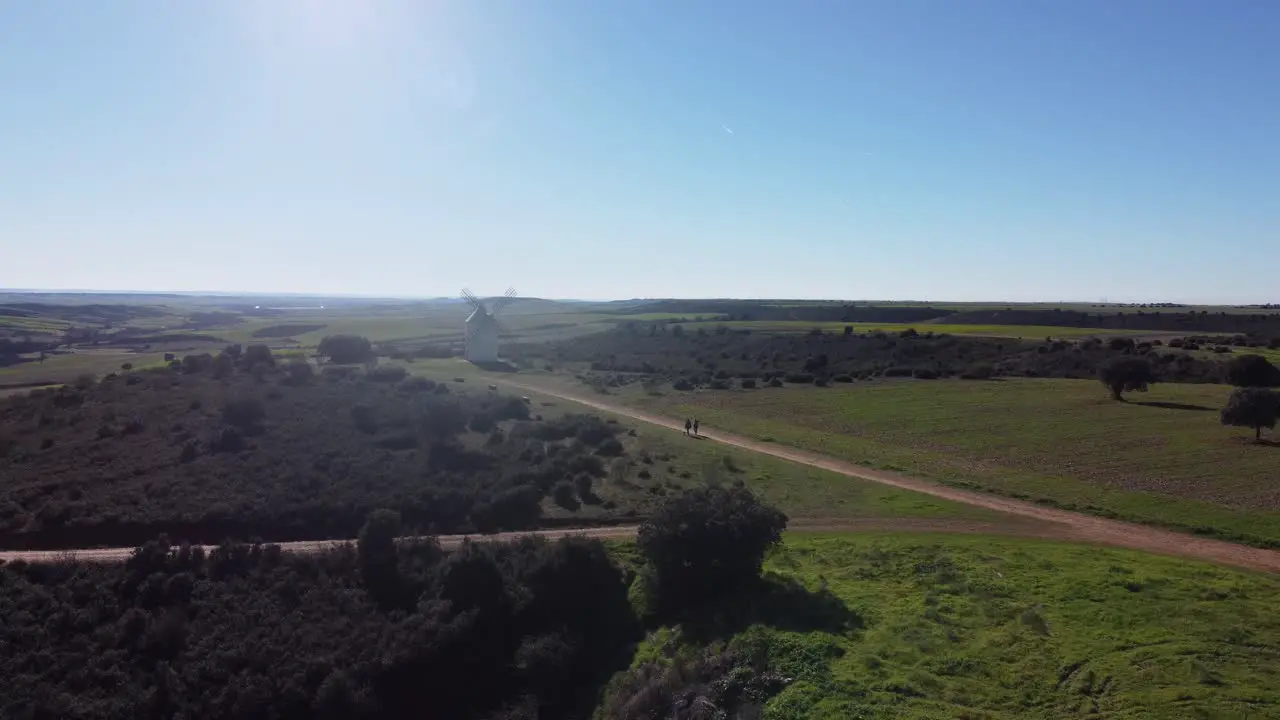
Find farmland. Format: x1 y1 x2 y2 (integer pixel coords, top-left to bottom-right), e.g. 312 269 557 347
622 378 1280 547
623 532 1280 718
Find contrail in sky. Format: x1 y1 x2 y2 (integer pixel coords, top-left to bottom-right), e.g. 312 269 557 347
722 125 734 134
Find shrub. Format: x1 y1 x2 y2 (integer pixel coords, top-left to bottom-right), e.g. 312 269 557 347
552 481 580 511
959 363 994 380
399 376 437 393
882 366 913 378
366 365 409 383
572 473 593 500
912 368 940 380
284 360 314 384
672 378 694 391
222 398 266 430
120 362 133 371
1224 354 1280 388
243 344 275 369
1221 387 1280 441
783 372 814 384
768 377 783 387
637 485 787 617
740 378 757 389
709 379 731 390
1097 357 1154 401
832 374 854 383
73 373 96 390
595 437 626 457
317 335 374 364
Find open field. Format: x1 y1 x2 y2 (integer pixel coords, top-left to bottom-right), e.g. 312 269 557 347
400 359 1009 527
711 320 1161 338
630 532 1280 718
0 349 171 386
620 378 1280 548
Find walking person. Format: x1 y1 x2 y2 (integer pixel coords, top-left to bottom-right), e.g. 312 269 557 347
693 418 700 437
684 418 692 436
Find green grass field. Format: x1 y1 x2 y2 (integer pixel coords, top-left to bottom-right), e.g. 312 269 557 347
200 310 657 347
708 320 1159 338
632 532 1280 718
627 378 1280 547
404 359 1007 527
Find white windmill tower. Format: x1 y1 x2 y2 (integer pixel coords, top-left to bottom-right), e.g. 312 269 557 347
461 287 516 363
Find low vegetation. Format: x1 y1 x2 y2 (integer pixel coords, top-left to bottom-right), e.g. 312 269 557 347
0 347 660 549
521 324 1226 392
0 528 637 719
617 532 1280 719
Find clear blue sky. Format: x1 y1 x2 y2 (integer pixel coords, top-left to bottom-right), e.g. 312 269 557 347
2 1 1277 302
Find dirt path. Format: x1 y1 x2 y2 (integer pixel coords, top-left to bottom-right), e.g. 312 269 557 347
500 378 1280 574
0 519 1021 565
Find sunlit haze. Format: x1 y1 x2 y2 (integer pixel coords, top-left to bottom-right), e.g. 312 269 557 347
2 1 1277 302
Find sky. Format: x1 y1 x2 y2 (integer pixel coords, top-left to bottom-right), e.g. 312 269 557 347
1 1 1277 303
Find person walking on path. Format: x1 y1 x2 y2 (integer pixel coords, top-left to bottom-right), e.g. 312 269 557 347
684 418 692 436
693 418 700 436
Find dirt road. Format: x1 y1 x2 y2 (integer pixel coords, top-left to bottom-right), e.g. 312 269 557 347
499 379 1280 574
5 378 1279 573
0 526 643 565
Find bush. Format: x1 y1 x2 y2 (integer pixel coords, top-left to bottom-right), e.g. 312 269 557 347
1097 357 1154 401
552 481 580 511
709 379 731 390
243 344 275 368
318 335 374 364
832 374 854 383
366 365 409 383
768 377 783 388
637 485 787 617
399 376 437 393
959 363 994 380
881 366 913 377
782 372 814 384
1221 387 1280 441
672 378 694 391
595 437 625 457
222 398 266 430
740 378 757 389
912 368 940 380
284 360 314 384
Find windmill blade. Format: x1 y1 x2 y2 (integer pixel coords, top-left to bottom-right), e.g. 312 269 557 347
460 287 484 311
491 287 518 315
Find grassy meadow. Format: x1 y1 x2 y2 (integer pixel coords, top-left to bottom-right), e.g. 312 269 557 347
626 378 1280 547
625 532 1280 719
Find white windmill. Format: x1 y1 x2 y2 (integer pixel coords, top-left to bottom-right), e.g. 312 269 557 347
461 287 516 363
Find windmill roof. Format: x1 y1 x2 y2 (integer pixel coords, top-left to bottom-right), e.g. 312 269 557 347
466 308 497 324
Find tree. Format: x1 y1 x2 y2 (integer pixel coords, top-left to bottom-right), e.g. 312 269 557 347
1224 354 1280 388
318 335 374 364
1097 357 1154 400
636 484 787 616
1220 387 1280 441
358 509 401 606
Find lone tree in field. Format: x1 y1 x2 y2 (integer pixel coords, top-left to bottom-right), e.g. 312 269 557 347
1097 357 1154 401
637 483 787 616
317 334 374 364
1220 387 1280 441
1224 354 1280 388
